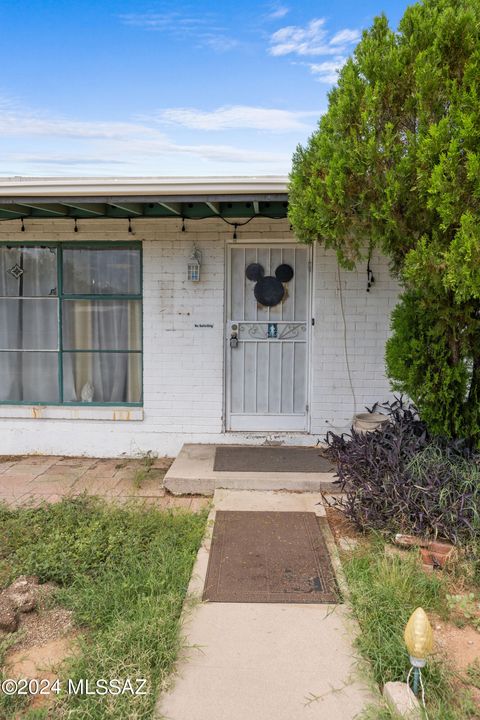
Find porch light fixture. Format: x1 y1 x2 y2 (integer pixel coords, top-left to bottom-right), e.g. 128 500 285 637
21 218 25 232
404 607 434 698
128 217 133 234
187 243 202 282
74 218 78 233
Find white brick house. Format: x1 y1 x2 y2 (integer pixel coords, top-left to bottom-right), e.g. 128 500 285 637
0 177 399 457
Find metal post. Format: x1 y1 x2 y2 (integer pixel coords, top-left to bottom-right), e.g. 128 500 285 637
413 667 420 696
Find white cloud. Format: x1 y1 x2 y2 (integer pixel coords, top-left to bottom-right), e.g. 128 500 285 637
10 156 130 166
11 142 287 166
0 96 159 140
202 35 238 52
309 58 346 84
269 18 359 57
118 11 236 52
118 11 217 32
0 100 318 139
150 105 319 132
268 6 289 20
0 96 293 175
330 28 360 46
119 12 177 29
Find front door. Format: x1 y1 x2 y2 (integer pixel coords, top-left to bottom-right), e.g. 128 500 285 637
226 244 310 431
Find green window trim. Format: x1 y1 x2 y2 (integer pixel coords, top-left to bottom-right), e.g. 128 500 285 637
0 241 143 406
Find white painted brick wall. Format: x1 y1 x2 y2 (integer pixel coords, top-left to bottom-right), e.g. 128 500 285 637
0 217 399 456
310 244 400 434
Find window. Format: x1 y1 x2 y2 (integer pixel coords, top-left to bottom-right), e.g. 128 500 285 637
0 244 142 405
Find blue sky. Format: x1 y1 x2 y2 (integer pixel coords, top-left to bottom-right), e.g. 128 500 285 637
0 0 408 177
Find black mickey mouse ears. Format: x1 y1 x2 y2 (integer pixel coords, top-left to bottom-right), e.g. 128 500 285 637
275 264 294 282
245 263 264 281
245 263 294 282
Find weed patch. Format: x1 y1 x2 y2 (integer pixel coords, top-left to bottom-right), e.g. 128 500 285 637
0 497 207 719
343 540 479 718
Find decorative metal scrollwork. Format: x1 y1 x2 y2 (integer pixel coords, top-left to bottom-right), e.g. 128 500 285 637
238 322 306 340
278 323 307 340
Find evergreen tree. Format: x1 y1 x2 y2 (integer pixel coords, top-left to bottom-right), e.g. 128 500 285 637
289 0 480 445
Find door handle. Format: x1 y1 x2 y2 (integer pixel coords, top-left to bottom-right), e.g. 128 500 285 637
229 323 239 348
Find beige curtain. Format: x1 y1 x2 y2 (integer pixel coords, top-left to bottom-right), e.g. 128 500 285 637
64 300 141 402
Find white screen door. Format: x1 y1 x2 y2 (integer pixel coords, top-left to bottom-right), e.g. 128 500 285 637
226 244 310 431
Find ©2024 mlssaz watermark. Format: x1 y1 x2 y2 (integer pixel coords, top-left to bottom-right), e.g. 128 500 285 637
1 677 148 697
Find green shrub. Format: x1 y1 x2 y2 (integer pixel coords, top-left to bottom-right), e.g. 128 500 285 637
289 0 480 447
386 290 480 445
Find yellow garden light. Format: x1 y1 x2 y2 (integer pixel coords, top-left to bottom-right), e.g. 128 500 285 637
404 607 434 699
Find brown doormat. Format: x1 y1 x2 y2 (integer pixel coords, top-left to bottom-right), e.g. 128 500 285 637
203 511 339 603
213 446 335 473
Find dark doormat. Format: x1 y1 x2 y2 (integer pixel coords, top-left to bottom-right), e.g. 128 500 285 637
213 446 335 473
203 511 339 603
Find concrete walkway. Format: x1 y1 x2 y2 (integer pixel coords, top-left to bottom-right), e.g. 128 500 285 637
156 490 377 720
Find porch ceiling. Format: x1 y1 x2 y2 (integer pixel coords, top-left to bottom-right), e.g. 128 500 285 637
0 177 289 221
0 197 288 221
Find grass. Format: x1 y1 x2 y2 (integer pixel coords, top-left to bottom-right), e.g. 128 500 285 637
467 660 480 690
132 451 157 489
343 538 480 719
0 497 207 719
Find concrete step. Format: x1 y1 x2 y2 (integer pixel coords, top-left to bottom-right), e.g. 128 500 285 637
164 444 340 496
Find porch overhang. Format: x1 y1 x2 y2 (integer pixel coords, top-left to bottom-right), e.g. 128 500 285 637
0 176 289 221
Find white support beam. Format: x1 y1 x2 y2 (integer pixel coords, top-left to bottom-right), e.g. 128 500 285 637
15 203 69 217
253 201 260 215
108 202 144 216
0 204 30 216
61 202 107 216
156 202 182 215
205 202 221 215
